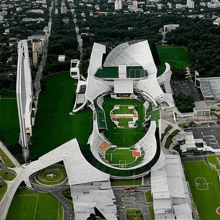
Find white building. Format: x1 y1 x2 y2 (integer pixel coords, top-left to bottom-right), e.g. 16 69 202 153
151 153 193 220
16 40 34 160
187 0 194 8
115 0 122 10
163 24 179 32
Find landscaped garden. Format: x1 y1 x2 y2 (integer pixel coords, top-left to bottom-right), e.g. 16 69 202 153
0 170 16 181
184 161 220 220
6 188 63 220
111 178 142 186
36 164 67 185
125 209 142 220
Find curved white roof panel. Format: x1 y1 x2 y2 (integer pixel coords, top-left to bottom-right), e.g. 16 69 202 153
103 40 157 76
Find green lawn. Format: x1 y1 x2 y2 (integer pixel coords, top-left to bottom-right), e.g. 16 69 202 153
157 45 190 68
118 118 133 128
0 90 16 98
125 209 142 220
111 178 142 186
0 181 7 201
0 148 15 167
37 164 67 185
184 161 220 220
207 155 220 169
6 188 63 220
103 97 145 147
148 109 160 127
0 99 19 146
149 206 155 220
105 148 136 165
0 170 16 181
145 191 153 202
30 72 93 158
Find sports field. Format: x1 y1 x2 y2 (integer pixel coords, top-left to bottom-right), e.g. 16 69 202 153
0 99 19 146
105 148 136 166
103 97 145 147
30 72 93 158
184 161 220 220
6 188 63 220
157 45 190 68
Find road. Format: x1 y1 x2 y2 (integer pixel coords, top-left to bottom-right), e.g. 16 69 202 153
113 186 151 220
73 18 83 61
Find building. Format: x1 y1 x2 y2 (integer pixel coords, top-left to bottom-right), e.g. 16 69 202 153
115 0 122 10
193 101 210 117
187 0 194 8
72 40 174 177
174 130 220 153
70 59 80 79
213 17 220 25
58 55 65 62
32 40 42 65
16 40 34 160
151 153 193 220
163 24 179 32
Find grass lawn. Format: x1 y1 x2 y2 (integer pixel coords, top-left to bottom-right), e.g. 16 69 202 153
157 45 190 68
0 181 7 201
30 72 93 158
184 161 220 220
165 129 179 149
96 67 118 78
125 209 142 220
37 164 67 185
0 90 16 98
0 148 15 167
0 170 16 181
148 109 160 127
117 118 133 127
179 123 185 128
149 206 154 220
6 188 63 220
105 148 136 165
111 178 142 186
161 125 172 140
145 191 153 202
207 155 220 169
103 97 145 147
0 99 19 146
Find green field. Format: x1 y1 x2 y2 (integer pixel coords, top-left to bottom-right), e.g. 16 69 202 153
0 90 16 98
6 188 63 220
30 72 93 158
103 97 145 147
184 161 220 220
0 99 19 146
37 164 67 185
106 148 136 165
157 45 190 69
207 155 220 169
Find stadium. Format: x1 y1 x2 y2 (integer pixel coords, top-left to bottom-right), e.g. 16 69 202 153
73 40 174 177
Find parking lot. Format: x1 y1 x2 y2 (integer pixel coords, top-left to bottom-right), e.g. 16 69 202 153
171 80 203 102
